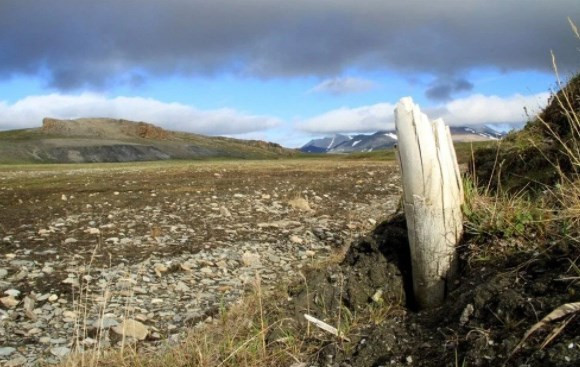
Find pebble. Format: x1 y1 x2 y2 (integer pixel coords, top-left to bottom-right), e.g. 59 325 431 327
112 319 148 340
50 347 71 357
4 289 21 297
0 296 18 308
288 197 312 211
5 356 27 366
27 328 42 336
154 263 168 277
175 281 190 292
220 206 232 217
62 311 77 319
0 347 16 356
289 235 303 244
93 318 119 329
62 278 79 287
241 252 261 267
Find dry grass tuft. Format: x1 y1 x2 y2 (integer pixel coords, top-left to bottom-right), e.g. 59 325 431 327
60 274 310 367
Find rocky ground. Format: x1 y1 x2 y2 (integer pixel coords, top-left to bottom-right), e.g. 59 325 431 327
0 159 401 366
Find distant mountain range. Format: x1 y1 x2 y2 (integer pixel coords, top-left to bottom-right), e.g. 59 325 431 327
0 118 296 164
301 126 505 153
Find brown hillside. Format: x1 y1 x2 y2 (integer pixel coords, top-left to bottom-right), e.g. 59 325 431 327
42 117 170 140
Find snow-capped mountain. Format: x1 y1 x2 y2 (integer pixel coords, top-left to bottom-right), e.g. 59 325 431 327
300 125 506 153
330 131 398 153
448 126 504 141
300 133 352 153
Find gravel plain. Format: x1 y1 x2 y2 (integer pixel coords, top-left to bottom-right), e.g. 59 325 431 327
0 159 401 366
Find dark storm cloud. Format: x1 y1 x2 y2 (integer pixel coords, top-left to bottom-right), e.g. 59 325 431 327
1 0 578 89
426 77 474 101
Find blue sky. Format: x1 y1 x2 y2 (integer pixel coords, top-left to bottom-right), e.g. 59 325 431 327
0 1 578 147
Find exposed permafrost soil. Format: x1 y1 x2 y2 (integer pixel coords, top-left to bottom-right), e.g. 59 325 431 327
284 215 579 367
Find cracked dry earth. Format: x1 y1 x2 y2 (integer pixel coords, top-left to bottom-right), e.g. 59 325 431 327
0 159 401 366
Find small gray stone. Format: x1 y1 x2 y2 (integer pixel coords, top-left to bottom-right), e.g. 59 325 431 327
5 356 27 367
93 318 119 329
0 347 16 356
241 252 261 267
4 289 20 297
219 206 232 217
50 346 71 357
267 254 280 263
174 281 190 292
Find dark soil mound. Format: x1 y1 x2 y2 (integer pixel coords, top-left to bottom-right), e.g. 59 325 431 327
280 214 411 327
279 215 579 366
472 74 579 193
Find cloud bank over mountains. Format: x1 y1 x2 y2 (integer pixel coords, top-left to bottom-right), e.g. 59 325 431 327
0 94 281 135
298 92 550 134
0 91 549 139
1 0 577 90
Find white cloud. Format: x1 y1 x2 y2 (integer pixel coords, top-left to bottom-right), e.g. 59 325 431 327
297 92 550 134
0 93 281 135
297 103 396 134
309 77 378 95
439 93 550 125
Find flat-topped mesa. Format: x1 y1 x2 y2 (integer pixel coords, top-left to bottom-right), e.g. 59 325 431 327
41 117 170 140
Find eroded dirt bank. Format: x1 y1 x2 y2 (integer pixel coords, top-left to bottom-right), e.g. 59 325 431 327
282 215 579 367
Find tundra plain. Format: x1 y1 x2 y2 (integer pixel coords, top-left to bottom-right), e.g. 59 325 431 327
0 159 401 366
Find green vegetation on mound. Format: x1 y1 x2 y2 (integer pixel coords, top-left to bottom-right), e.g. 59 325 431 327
472 73 580 193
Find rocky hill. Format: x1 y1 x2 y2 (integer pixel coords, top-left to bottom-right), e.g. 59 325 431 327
301 125 505 153
0 118 295 163
41 118 170 140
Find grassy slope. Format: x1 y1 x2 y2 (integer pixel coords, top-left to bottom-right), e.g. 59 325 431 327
473 74 580 193
0 127 297 163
